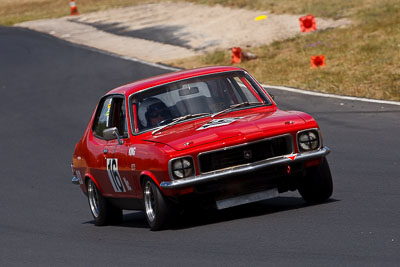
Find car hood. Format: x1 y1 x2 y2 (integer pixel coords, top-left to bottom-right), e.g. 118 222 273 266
142 109 307 151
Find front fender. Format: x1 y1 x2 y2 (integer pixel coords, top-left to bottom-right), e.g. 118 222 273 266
84 173 103 194
139 170 160 187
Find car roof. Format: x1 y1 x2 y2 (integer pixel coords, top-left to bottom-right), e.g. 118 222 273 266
106 66 244 96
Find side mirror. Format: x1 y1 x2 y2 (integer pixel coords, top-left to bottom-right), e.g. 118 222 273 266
103 127 123 145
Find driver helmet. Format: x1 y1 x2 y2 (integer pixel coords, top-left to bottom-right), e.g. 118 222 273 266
138 97 170 128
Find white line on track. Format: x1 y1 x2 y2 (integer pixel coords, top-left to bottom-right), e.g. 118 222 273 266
22 26 400 105
263 84 400 106
95 47 400 106
62 35 400 106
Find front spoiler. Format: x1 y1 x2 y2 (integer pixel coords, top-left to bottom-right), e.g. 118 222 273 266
160 146 330 189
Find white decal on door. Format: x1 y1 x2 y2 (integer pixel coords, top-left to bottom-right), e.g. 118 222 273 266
128 147 136 156
106 158 126 192
123 177 132 191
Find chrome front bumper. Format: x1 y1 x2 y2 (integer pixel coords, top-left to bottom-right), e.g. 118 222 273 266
160 146 330 189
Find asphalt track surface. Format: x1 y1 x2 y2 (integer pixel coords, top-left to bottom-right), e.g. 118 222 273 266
1 26 400 266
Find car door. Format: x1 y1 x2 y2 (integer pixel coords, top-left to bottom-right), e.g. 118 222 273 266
103 96 138 198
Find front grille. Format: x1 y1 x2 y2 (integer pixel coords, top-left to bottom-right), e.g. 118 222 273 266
198 135 293 173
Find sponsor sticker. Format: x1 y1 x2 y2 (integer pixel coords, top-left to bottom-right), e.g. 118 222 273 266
128 147 136 156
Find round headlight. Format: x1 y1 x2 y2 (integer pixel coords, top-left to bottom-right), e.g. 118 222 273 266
172 158 194 179
298 131 319 151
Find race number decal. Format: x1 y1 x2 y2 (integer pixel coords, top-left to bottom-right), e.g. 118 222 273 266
106 158 126 192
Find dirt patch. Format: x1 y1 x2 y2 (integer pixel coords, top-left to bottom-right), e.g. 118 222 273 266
17 2 351 62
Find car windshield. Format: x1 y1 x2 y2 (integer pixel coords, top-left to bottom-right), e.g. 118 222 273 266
130 71 272 133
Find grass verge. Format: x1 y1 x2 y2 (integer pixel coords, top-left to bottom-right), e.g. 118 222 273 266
1 0 399 100
170 0 400 101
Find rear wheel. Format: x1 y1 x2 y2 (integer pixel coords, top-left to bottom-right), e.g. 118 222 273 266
143 178 171 231
298 158 333 204
87 179 122 226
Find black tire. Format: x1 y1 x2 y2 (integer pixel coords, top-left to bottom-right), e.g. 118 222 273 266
298 158 333 204
87 179 123 226
142 178 171 231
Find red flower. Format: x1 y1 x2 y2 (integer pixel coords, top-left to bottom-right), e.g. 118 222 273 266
299 15 317 32
311 55 326 68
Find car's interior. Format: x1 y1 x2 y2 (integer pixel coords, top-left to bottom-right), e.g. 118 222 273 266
132 73 268 132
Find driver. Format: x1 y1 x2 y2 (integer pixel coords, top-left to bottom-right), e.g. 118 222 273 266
138 98 171 129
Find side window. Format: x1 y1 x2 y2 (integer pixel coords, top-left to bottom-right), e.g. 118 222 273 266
92 96 128 139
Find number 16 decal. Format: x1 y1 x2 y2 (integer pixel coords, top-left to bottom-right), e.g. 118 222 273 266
107 158 126 192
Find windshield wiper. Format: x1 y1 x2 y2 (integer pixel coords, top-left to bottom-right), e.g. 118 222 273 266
152 113 210 135
211 102 264 118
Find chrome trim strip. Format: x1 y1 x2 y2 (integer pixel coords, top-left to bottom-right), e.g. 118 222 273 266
72 176 80 185
160 146 330 189
197 133 294 173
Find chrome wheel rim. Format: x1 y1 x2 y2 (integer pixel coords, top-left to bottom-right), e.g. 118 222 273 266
144 181 156 222
88 180 100 218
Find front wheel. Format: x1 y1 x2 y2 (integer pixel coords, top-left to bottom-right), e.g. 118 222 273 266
143 178 171 231
87 179 122 226
298 158 333 204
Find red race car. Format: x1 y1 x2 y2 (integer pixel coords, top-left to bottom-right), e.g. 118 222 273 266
71 66 332 230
